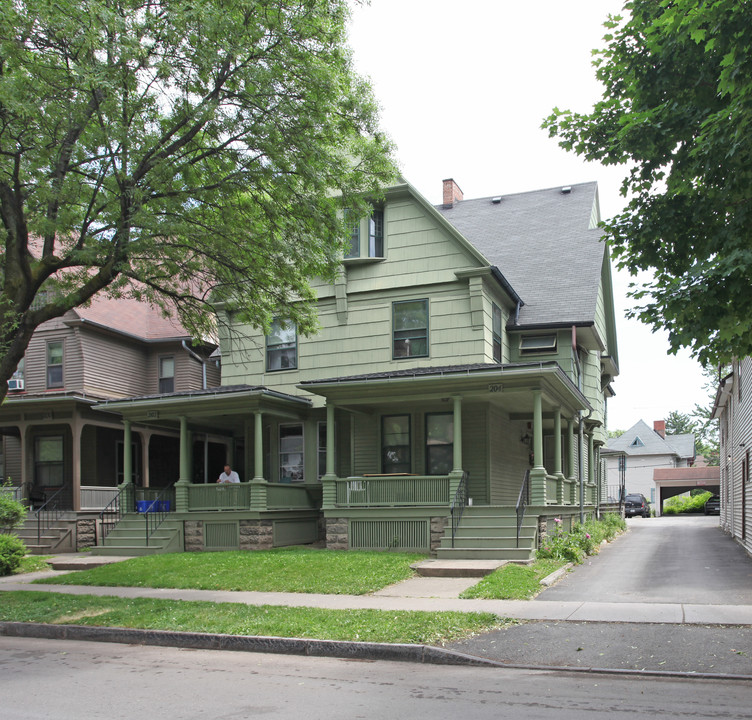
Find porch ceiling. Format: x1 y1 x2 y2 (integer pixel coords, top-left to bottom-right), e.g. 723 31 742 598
95 385 311 434
300 362 591 417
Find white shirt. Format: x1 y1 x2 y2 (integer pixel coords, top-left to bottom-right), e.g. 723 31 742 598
218 470 240 484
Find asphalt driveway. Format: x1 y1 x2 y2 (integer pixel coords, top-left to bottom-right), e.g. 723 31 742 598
538 515 752 604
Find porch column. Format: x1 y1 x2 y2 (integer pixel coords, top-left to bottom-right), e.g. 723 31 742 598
250 411 268 510
448 396 465 502
174 415 190 512
568 418 577 504
119 420 134 512
322 403 337 511
71 415 82 512
529 389 547 505
452 396 463 472
554 409 565 505
588 432 595 505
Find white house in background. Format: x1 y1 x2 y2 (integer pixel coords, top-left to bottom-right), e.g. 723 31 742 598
602 419 696 504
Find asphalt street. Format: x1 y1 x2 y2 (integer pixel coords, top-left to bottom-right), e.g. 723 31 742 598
3 636 751 720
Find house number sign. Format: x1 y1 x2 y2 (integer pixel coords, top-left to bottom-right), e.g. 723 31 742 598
488 384 502 393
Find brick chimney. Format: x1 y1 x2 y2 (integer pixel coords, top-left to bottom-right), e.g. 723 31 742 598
654 420 666 438
442 178 463 208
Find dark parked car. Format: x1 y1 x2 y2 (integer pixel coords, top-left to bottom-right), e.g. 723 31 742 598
624 493 651 518
704 494 721 515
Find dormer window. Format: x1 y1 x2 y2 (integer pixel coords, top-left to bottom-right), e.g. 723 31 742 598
344 206 385 260
519 335 557 354
492 304 502 363
631 437 644 447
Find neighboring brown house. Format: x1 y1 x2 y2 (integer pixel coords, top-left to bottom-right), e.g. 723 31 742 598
0 294 222 513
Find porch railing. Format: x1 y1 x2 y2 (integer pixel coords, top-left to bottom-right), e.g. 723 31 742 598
80 485 120 510
516 469 530 548
33 484 68 545
449 472 469 549
186 483 251 511
334 475 450 507
267 483 319 510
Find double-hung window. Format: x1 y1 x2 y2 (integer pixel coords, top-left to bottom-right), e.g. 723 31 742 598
344 209 360 259
159 356 175 393
46 341 64 388
425 413 453 475
382 415 411 473
279 424 304 482
393 299 428 358
266 319 297 371
492 303 502 363
368 209 384 257
35 435 64 486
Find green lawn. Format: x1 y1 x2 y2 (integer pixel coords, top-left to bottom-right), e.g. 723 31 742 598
0 591 506 644
35 548 426 595
459 559 567 600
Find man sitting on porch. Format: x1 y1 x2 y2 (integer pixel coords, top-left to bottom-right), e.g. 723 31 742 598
217 464 240 484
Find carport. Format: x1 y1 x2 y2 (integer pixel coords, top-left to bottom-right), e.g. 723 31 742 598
653 466 720 516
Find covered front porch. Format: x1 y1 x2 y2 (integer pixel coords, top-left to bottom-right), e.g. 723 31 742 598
304 362 603 555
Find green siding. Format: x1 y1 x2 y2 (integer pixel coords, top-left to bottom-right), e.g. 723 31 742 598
489 408 530 504
462 405 488 505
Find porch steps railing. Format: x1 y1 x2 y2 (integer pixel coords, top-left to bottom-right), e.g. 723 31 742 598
436 506 537 562
91 514 182 556
14 512 76 554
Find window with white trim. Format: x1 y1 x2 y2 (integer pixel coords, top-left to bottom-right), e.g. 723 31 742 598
46 341 63 388
279 424 304 482
382 415 411 473
266 319 297 371
393 300 428 358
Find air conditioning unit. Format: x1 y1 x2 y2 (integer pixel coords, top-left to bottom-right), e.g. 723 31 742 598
7 378 24 391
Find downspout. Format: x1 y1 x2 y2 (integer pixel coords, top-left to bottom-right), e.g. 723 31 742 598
572 326 592 524
182 340 208 390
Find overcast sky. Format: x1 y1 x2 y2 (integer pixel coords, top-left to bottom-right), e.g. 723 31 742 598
347 0 711 432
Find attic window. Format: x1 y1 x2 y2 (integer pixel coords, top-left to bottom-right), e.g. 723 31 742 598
519 335 557 354
631 437 644 448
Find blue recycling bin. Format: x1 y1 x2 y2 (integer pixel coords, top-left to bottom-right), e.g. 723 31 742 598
136 500 158 513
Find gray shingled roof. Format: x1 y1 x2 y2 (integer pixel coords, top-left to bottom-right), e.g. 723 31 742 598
435 182 605 327
603 419 695 460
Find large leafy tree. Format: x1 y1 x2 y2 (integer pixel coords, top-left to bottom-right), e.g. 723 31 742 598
543 0 752 367
0 0 395 400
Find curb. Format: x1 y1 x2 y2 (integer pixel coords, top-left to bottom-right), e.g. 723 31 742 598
0 622 495 667
539 563 573 587
4 621 752 681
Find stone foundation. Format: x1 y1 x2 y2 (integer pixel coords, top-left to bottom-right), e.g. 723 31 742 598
76 519 96 550
239 519 274 550
326 517 349 550
430 516 448 552
184 520 204 552
537 516 548 549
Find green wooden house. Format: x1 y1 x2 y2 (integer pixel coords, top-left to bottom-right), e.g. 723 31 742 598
94 177 619 560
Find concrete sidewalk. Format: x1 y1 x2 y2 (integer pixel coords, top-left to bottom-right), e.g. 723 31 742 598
3 564 752 625
3 557 752 677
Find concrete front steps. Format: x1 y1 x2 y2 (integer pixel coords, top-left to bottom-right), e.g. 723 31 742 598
90 514 183 556
435 506 537 563
16 512 76 554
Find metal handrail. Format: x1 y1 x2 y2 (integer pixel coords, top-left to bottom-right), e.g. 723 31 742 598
33 484 68 545
449 471 469 548
516 469 530 548
141 486 173 547
99 485 127 544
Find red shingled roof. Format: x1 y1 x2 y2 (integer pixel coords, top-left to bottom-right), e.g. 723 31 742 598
71 294 191 341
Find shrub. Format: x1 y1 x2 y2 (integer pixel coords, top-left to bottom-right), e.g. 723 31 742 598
0 534 26 576
663 491 711 515
537 513 625 565
0 481 27 533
